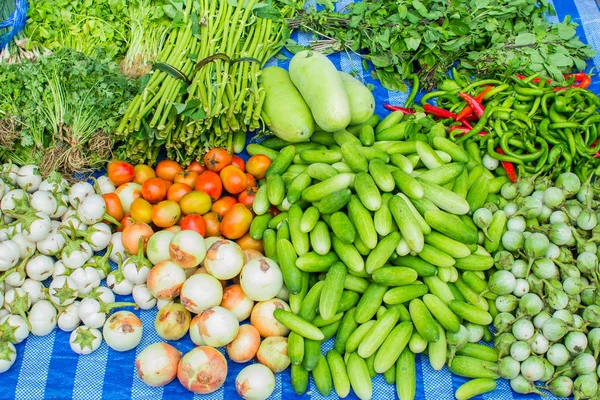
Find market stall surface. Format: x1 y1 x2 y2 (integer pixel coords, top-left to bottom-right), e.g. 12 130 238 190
2 0 600 399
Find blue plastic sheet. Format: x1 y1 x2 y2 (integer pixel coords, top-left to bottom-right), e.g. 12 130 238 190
0 0 28 50
2 0 600 399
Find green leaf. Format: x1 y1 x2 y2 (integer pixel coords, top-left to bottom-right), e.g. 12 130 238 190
548 53 573 68
556 24 576 40
152 62 191 85
449 20 470 36
404 37 421 51
514 33 536 46
412 0 430 18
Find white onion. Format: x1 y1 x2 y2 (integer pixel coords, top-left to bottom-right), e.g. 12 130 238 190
203 239 245 280
177 346 228 394
235 364 275 400
179 273 223 314
221 284 254 322
197 306 239 347
146 261 186 300
227 324 261 363
250 299 291 337
169 230 207 269
136 343 181 387
240 257 283 301
103 311 143 352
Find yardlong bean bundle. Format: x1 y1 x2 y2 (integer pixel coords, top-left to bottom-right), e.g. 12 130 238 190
115 0 301 165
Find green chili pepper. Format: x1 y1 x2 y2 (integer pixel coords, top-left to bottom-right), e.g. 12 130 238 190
483 84 510 100
461 79 504 94
405 74 419 108
541 92 555 116
549 104 567 123
549 122 582 130
420 91 448 105
486 138 524 165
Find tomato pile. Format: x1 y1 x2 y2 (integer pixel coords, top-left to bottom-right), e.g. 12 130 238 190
104 149 272 249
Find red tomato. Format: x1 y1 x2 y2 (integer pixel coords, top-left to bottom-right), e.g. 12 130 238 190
141 177 167 204
186 160 206 174
203 212 222 238
246 155 271 180
220 165 247 195
133 164 156 185
237 187 257 210
102 193 124 223
231 156 245 171
236 233 264 253
204 148 233 172
180 191 212 215
180 214 206 237
195 171 223 201
155 160 183 181
117 213 135 233
107 161 135 186
167 182 192 202
221 203 253 240
173 170 199 188
151 200 181 228
211 196 237 218
245 173 257 189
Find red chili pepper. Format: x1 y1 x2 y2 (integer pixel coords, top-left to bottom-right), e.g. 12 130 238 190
458 92 485 118
515 74 552 84
461 120 473 130
383 104 416 114
462 113 479 122
495 147 518 183
553 72 592 91
423 104 457 119
456 86 494 121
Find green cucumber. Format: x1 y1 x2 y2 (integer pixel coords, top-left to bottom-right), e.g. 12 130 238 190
302 173 355 203
383 284 429 305
341 142 369 173
418 162 465 185
307 163 339 181
374 193 395 236
315 188 352 214
330 212 357 244
332 236 365 273
312 355 333 396
448 356 499 379
291 364 309 394
288 204 309 256
396 347 416 400
466 175 490 214
448 300 493 325
296 251 339 273
300 150 342 164
389 195 424 253
408 298 440 343
347 353 372 400
416 140 445 169
249 213 272 240
267 173 285 206
300 206 320 233
327 350 351 398
391 255 437 277
310 221 331 255
358 305 403 358
354 283 387 324
455 378 498 400
417 178 470 215
277 238 303 294
320 262 347 321
424 209 478 244
391 169 423 199
365 231 401 274
334 308 359 354
372 266 418 286
354 172 382 211
425 231 472 259
288 331 305 365
373 321 413 374
431 136 470 163
347 195 378 249
266 145 295 177
422 293 460 333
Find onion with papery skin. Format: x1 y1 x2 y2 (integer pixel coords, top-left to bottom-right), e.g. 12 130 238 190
155 302 191 341
197 306 239 347
240 257 283 301
221 284 254 322
136 343 182 387
146 261 186 300
180 273 223 314
235 363 275 400
177 346 227 394
250 298 291 337
256 336 290 373
189 314 206 346
103 311 143 352
122 222 153 254
203 239 245 280
243 249 264 263
227 324 261 363
169 230 207 269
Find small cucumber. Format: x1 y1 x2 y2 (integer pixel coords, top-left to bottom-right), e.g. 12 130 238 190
425 231 472 259
310 221 331 255
397 193 431 235
334 308 360 355
312 355 333 396
347 195 378 249
344 275 370 294
431 136 470 163
409 331 428 353
354 172 382 211
359 146 390 163
389 153 414 174
337 290 361 313
457 343 499 362
327 350 351 398
484 210 506 253
332 236 365 273
418 244 456 268
365 231 401 274
315 188 352 214
311 131 337 147
391 169 424 199
334 129 363 147
448 356 499 379
428 322 447 371
287 173 312 204
321 320 341 341
454 277 489 310
345 320 377 354
466 175 490 213
408 298 440 342
288 331 305 365
302 338 322 371
263 228 278 263
299 280 325 321
347 353 373 400
300 149 342 164
291 364 309 394
357 306 403 358
391 256 437 277
320 262 347 321
396 348 416 400
452 168 470 199
376 110 405 133
341 142 369 173
424 209 478 244
290 272 310 314
266 145 295 177
417 178 470 215
273 308 325 340
384 365 396 385
454 254 495 271
373 321 413 373
416 140 445 169
276 219 290 242
422 293 460 333
268 211 288 229
423 276 455 304
247 143 280 160
267 173 285 206
389 195 424 253
277 239 303 295
296 251 339 273
455 378 498 400
383 284 429 305
448 300 493 325
418 162 465 185
359 124 375 147
252 184 271 215
302 173 355 203
354 283 387 324
307 163 339 181
299 206 320 233
288 204 309 256
249 213 272 240
330 212 357 244
348 114 380 135
489 176 510 194
372 266 418 286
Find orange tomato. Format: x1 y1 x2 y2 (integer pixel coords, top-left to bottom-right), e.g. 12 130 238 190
180 214 206 237
195 171 223 201
141 177 167 204
167 183 192 202
173 170 199 188
130 198 153 224
204 148 232 172
186 160 206 174
107 161 135 186
236 233 264 253
246 154 271 180
220 165 247 195
211 196 237 217
203 212 222 238
102 193 124 223
237 187 257 210
155 160 183 181
117 213 135 233
231 156 245 171
221 203 253 240
179 190 212 215
245 173 257 189
133 164 156 185
162 179 173 191
151 200 181 228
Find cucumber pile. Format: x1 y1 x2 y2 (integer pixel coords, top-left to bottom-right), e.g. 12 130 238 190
246 109 508 399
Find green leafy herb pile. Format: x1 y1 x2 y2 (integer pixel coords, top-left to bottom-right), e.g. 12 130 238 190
287 0 597 91
0 48 138 178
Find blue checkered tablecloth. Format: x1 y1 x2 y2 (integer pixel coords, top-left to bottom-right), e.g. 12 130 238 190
2 0 600 399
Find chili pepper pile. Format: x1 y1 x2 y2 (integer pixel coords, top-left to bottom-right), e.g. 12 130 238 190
384 72 600 183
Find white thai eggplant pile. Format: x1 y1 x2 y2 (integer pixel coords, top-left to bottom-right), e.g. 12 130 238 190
0 163 142 372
